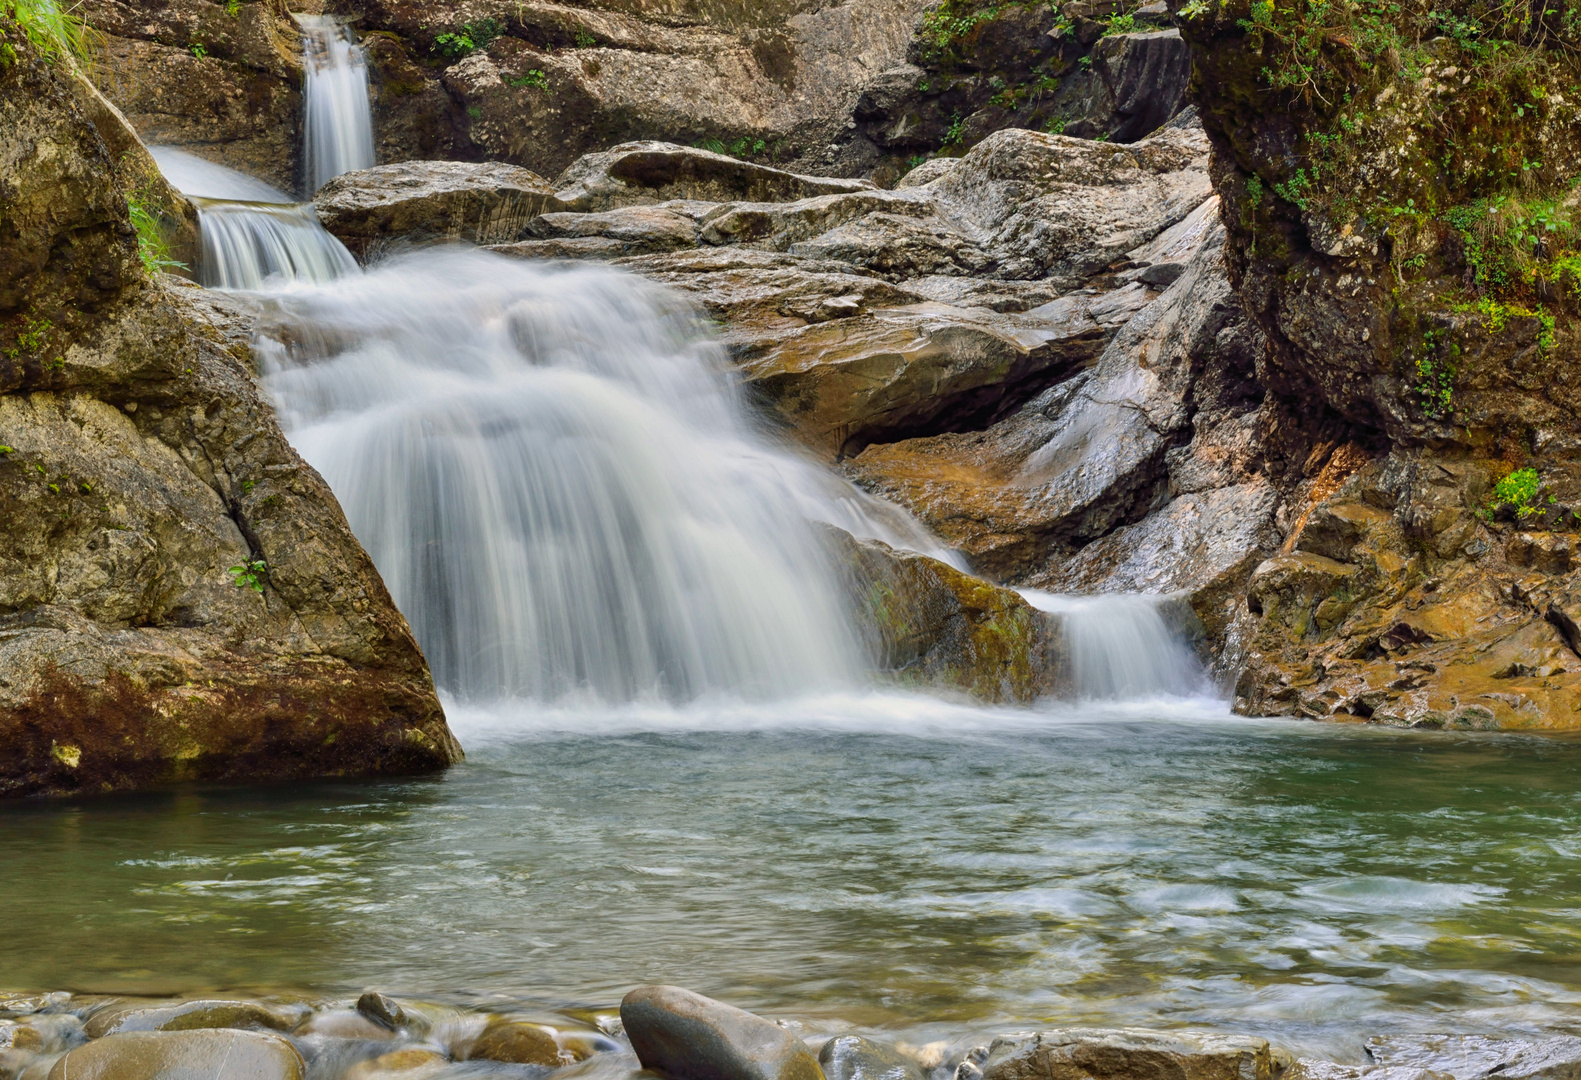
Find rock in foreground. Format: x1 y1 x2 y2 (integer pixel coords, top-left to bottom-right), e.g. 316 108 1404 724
620 985 823 1080
984 1030 1274 1080
46 1030 304 1080
0 18 459 798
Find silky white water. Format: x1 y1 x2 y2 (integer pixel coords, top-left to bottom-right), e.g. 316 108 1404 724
299 15 375 193
254 250 949 703
149 146 357 289
1020 591 1205 698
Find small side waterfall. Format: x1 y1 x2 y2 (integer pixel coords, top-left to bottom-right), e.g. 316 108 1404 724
1020 592 1204 699
299 15 375 194
255 250 878 704
150 146 357 289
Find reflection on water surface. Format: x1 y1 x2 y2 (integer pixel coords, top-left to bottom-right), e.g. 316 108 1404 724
7 695 1581 1059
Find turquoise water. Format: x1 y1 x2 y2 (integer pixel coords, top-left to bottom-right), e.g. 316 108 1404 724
6 694 1581 1058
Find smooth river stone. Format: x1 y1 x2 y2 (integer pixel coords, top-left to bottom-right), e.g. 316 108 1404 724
463 1020 563 1066
983 1030 1273 1080
45 1030 304 1080
343 1048 449 1080
620 985 824 1080
819 1036 925 1080
83 1000 294 1039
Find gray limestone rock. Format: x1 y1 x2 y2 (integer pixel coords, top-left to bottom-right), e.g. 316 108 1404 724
619 985 823 1080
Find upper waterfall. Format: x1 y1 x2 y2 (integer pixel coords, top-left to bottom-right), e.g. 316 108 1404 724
299 15 375 194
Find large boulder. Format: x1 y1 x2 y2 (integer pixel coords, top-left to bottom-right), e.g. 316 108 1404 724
46 1030 305 1080
0 19 459 797
737 293 1132 459
826 526 1061 703
1052 31 1192 143
314 160 566 259
619 986 823 1080
845 211 1248 581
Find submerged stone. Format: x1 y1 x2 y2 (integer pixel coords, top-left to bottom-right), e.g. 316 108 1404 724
84 1000 295 1039
819 1036 925 1080
462 1020 563 1066
620 985 824 1080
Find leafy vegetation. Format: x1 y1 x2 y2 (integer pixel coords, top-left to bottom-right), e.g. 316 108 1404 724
696 136 768 159
434 17 501 58
128 198 187 275
1487 466 1541 517
507 67 548 89
228 559 268 593
1 0 95 65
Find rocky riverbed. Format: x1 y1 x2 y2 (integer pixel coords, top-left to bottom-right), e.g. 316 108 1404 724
5 984 1577 1080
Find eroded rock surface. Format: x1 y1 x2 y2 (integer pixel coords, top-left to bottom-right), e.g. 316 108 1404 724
983 1030 1274 1080
620 985 823 1080
0 20 458 798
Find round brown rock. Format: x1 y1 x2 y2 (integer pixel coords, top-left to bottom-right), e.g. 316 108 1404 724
619 985 824 1080
464 1020 563 1066
84 1000 294 1039
45 1030 304 1080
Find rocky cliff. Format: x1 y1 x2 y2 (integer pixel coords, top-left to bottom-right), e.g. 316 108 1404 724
1176 0 1581 726
0 19 459 797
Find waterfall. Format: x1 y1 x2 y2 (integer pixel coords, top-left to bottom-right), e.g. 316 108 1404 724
299 14 375 194
253 249 873 704
1019 592 1204 699
149 146 357 289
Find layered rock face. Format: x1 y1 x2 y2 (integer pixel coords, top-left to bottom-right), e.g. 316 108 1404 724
0 23 459 797
1180 0 1581 726
80 0 305 191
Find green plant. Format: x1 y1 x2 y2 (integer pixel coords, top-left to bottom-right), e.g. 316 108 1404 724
1413 328 1457 418
942 112 966 146
0 446 13 455
1044 116 1067 134
573 29 595 47
1246 174 1264 208
728 136 767 158
2 0 95 64
918 0 1000 61
507 67 548 89
189 41 206 58
1103 11 1136 34
224 0 240 15
1488 466 1542 517
466 105 482 118
228 559 268 593
1078 53 1092 66
128 199 187 275
434 18 501 58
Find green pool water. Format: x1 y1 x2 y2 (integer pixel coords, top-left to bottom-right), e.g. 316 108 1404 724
6 694 1581 1059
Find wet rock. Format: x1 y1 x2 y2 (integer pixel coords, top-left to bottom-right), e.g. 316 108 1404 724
354 993 411 1032
344 1048 448 1080
0 994 71 1018
314 161 567 259
738 295 1117 460
826 526 1062 703
1283 1062 1450 1080
619 985 822 1080
845 214 1233 581
982 1030 1273 1080
819 1035 925 1080
463 1020 563 1066
45 1030 305 1080
1364 1035 1581 1080
553 143 876 214
84 1000 294 1038
293 1010 401 1041
513 206 702 256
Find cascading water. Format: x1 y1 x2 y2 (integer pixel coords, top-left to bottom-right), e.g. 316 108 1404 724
149 146 357 289
299 14 375 194
1019 591 1205 699
251 249 924 704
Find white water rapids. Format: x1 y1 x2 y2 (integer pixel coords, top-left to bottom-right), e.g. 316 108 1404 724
253 251 962 703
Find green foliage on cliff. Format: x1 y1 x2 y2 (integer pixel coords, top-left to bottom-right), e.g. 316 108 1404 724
128 199 186 276
2 0 93 65
434 17 501 58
